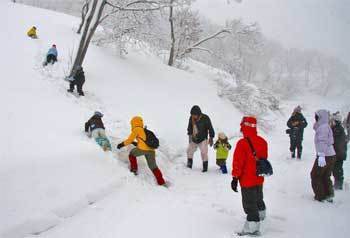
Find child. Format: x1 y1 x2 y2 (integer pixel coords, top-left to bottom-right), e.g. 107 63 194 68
44 44 58 66
27 26 37 38
214 132 231 174
85 111 111 151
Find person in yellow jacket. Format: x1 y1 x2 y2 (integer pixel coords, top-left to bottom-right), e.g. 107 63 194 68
27 26 37 38
117 116 166 186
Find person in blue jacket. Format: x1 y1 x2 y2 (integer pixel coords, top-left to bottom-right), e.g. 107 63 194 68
44 44 58 66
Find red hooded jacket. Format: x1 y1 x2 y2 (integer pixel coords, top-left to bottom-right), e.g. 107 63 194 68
232 117 268 188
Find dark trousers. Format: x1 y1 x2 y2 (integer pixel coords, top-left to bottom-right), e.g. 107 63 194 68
69 79 85 95
311 156 335 201
333 159 344 186
45 54 57 65
290 138 302 155
241 186 266 222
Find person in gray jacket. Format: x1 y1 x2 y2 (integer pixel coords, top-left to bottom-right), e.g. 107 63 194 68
311 110 336 202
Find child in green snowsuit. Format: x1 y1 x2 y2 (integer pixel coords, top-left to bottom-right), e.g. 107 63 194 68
213 132 231 174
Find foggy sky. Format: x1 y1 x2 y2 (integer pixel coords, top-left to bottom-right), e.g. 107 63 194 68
193 0 350 67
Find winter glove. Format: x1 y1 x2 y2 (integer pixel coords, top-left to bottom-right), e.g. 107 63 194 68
117 142 125 150
231 177 238 192
317 154 326 167
132 142 138 146
209 138 214 147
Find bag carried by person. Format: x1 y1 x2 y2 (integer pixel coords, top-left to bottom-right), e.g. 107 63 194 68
246 137 273 177
141 127 160 149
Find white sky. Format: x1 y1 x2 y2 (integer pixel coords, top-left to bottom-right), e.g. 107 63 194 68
193 0 350 66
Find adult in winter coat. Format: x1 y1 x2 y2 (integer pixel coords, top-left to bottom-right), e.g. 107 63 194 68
44 44 58 66
68 66 85 96
231 116 268 236
287 106 308 159
85 111 111 151
27 26 37 38
331 114 347 190
117 116 166 186
187 105 215 172
311 110 336 202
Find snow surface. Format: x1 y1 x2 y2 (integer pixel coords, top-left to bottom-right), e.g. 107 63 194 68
0 2 349 238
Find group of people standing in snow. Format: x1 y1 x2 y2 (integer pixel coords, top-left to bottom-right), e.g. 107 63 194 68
27 26 86 96
286 107 349 203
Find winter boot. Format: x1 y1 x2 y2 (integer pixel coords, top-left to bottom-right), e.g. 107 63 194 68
291 151 296 159
259 210 266 221
187 158 193 169
237 221 261 236
220 165 228 174
129 155 138 175
67 89 73 93
297 150 302 160
152 168 165 186
202 161 208 173
334 180 343 190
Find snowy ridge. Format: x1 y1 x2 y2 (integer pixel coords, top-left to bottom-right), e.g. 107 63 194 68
1 2 350 238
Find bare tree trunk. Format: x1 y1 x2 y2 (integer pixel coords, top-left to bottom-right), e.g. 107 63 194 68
168 0 175 66
77 1 89 34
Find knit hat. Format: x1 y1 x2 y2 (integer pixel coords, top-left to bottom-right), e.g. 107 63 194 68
190 105 202 116
293 105 302 114
52 44 56 48
240 116 257 128
332 112 342 122
218 132 227 140
94 111 103 117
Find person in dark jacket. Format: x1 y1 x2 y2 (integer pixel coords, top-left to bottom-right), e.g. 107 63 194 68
85 111 111 151
68 66 85 96
187 105 215 172
331 113 347 190
287 106 308 159
344 112 350 142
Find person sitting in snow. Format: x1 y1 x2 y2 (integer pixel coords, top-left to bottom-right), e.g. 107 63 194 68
67 65 85 96
311 110 336 202
117 116 166 186
213 132 231 174
187 105 215 172
43 44 58 66
330 112 347 190
27 26 37 39
231 116 268 236
286 106 308 159
85 111 111 151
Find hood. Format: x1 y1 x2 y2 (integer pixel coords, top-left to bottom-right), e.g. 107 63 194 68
240 116 257 137
190 105 202 116
131 116 144 130
316 110 330 125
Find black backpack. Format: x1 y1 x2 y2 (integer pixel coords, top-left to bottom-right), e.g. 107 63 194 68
142 127 160 149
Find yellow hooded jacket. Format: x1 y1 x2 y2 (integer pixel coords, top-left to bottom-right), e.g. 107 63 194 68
123 116 154 152
27 27 37 37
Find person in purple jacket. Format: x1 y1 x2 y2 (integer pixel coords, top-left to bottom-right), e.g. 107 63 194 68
311 110 336 202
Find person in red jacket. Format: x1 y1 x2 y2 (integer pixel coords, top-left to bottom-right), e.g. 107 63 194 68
231 116 268 236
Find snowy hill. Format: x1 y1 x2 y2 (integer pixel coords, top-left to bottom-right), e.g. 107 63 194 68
1 2 349 238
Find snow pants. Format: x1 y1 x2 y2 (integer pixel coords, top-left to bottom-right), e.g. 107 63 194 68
187 140 208 162
45 54 57 65
241 185 266 222
289 137 302 156
129 148 165 185
69 78 85 95
311 156 335 201
333 159 344 188
91 128 111 150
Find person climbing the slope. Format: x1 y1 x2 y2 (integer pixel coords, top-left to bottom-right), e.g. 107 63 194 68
331 113 347 190
286 106 308 159
43 44 58 66
187 105 215 172
85 111 111 151
311 110 336 202
117 116 166 186
213 132 231 174
67 65 85 96
231 116 268 236
27 26 37 38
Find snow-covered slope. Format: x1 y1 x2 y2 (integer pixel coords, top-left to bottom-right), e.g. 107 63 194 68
1 2 349 238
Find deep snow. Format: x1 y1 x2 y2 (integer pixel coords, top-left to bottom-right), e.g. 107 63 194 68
0 2 349 238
